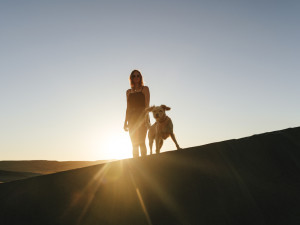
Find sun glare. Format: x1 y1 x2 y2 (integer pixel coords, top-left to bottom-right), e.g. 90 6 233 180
105 132 132 159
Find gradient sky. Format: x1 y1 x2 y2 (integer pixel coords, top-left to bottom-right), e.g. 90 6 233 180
1 0 299 161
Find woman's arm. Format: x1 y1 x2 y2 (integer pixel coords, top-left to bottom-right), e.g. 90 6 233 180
143 86 151 128
124 89 130 131
143 86 150 108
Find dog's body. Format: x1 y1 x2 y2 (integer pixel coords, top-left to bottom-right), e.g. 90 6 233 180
146 105 180 154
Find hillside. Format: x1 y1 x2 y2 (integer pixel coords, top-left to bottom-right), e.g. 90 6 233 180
0 160 110 174
0 127 299 225
0 170 41 183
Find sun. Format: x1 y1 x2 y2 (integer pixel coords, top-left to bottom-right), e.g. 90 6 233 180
104 132 132 160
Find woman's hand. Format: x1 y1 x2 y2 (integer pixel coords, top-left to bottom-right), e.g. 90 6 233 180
124 122 129 132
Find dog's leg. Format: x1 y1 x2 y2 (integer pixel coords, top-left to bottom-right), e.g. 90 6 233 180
170 133 181 149
148 124 156 155
155 137 160 154
158 139 163 153
156 138 163 154
149 137 153 155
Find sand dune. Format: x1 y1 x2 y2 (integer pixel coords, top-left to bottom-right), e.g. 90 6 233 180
0 127 299 225
0 160 110 174
0 170 41 183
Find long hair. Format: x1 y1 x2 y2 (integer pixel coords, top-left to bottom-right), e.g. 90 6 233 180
129 70 144 88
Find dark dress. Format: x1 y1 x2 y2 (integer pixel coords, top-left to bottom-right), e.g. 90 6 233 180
127 87 147 146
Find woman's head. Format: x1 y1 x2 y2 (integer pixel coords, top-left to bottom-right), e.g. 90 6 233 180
129 70 144 88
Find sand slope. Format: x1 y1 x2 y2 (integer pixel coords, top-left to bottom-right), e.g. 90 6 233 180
0 160 110 174
0 170 41 183
0 127 299 225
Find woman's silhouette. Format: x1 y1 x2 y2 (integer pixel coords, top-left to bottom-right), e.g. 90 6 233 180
124 70 150 158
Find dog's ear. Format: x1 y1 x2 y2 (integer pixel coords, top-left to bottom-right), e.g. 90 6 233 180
161 105 171 111
145 106 155 112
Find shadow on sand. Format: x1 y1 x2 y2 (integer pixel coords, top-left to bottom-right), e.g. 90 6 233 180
0 126 300 225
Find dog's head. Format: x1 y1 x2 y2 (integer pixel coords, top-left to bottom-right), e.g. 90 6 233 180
145 105 171 120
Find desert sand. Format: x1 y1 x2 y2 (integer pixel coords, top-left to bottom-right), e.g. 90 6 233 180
0 127 299 225
0 160 110 174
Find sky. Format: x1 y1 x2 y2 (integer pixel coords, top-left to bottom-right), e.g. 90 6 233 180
1 0 299 161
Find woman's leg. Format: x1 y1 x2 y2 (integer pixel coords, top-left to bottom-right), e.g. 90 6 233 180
138 125 148 157
129 127 140 158
132 145 139 158
130 116 148 157
140 143 147 157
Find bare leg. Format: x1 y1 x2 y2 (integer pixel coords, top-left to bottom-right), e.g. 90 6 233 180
170 133 181 149
140 143 147 157
132 145 139 158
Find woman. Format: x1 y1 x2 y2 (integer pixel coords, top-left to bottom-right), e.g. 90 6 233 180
124 70 150 158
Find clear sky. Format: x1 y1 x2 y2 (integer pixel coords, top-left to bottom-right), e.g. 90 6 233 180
1 0 299 161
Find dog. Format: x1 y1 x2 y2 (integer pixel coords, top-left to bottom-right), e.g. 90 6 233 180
145 105 181 154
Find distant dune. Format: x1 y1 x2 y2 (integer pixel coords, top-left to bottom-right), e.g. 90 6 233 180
0 160 110 174
0 127 299 225
0 170 41 183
